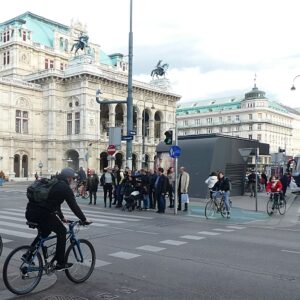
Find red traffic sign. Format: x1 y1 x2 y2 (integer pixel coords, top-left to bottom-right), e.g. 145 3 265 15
107 145 116 156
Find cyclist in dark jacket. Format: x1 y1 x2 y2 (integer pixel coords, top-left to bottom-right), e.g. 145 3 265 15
25 167 90 271
212 171 231 218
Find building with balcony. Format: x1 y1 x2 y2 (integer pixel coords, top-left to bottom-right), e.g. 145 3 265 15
0 12 180 179
177 84 300 157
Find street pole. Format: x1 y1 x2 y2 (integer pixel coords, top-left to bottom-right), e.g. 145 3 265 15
142 101 145 169
126 0 133 169
255 147 259 211
174 117 178 215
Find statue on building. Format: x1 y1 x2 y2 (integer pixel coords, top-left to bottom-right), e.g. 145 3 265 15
151 60 169 79
71 32 90 55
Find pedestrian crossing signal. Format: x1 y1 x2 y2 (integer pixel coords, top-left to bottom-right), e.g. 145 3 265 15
164 130 173 145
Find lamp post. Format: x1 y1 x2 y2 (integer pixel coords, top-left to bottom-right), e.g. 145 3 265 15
291 75 300 90
38 161 43 177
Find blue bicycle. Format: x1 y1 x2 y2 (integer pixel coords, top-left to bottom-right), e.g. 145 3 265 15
3 220 95 295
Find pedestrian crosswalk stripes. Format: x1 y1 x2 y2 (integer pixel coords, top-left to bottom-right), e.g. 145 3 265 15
0 228 36 239
198 231 220 236
213 228 235 232
226 226 246 230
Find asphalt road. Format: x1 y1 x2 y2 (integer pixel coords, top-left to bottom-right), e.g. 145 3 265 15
0 182 300 300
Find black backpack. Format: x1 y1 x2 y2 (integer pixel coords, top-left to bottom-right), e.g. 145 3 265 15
27 178 59 203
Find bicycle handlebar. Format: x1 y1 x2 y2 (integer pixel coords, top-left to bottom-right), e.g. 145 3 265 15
66 220 93 228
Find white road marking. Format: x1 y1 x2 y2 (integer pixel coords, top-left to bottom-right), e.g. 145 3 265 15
297 208 300 213
198 231 220 236
0 228 36 238
213 228 235 232
2 238 12 243
160 240 187 246
281 249 300 255
62 213 124 224
227 226 246 230
109 251 141 260
136 245 166 252
180 235 206 240
93 259 112 268
0 220 34 231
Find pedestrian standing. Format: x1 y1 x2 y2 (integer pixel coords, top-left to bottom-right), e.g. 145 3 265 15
148 169 157 209
100 167 115 208
248 170 257 197
87 169 99 205
167 167 175 208
177 167 190 212
154 167 168 213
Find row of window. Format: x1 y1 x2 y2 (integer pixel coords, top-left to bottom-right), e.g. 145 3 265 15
45 58 67 70
0 29 29 43
15 110 81 135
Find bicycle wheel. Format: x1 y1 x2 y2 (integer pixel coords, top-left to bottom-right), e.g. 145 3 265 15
3 245 43 295
65 239 95 283
267 199 275 216
205 200 216 219
278 200 286 215
220 201 227 217
0 235 3 256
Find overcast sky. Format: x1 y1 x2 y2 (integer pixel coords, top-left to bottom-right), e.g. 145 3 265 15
2 0 300 107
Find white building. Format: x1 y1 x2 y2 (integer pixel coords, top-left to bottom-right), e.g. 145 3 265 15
177 84 300 157
0 12 180 179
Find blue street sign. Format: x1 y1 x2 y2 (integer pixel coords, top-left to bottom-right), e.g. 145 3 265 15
121 135 134 141
129 130 136 136
169 145 181 158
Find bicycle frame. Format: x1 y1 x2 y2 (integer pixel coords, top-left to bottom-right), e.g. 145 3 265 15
27 221 84 273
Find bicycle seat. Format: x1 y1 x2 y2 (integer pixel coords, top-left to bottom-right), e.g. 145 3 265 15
26 222 39 229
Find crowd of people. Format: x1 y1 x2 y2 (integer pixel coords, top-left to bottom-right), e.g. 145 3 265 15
73 165 190 214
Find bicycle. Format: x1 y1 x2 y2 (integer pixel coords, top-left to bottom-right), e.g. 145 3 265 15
205 192 231 219
3 220 95 295
267 192 286 216
75 181 89 199
0 235 3 256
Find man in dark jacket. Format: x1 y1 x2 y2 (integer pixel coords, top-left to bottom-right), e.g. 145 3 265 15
154 167 168 213
87 168 99 205
25 167 90 271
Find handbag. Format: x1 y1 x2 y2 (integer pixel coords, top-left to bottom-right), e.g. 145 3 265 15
181 193 189 203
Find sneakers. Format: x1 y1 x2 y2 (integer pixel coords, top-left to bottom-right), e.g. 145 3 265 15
55 262 73 271
227 212 231 219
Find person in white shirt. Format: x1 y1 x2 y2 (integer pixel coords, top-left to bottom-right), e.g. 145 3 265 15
205 171 218 199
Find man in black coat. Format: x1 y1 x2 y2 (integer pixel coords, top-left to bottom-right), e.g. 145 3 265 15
25 167 90 271
154 167 168 213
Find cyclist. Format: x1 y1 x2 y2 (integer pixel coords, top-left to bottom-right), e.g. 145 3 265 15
212 171 231 218
266 175 283 214
25 167 91 271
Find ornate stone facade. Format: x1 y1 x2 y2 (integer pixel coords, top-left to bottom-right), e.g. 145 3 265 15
0 12 180 179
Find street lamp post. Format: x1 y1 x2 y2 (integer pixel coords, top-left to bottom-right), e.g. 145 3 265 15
142 101 146 168
290 75 300 90
38 161 43 177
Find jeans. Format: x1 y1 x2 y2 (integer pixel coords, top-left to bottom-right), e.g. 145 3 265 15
143 194 149 209
156 193 166 212
212 191 231 213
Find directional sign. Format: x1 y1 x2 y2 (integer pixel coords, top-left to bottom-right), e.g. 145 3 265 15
238 148 253 162
121 135 134 141
169 145 181 158
107 144 116 156
129 130 136 136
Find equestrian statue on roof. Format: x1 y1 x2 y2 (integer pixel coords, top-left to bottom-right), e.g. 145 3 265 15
151 60 169 79
71 32 90 55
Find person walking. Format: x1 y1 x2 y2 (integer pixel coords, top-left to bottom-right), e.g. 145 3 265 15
100 167 115 208
248 170 257 197
148 169 157 209
87 169 99 205
279 172 291 198
154 167 168 213
177 167 190 212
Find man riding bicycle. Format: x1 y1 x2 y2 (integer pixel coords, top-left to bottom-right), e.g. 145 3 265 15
212 171 231 218
25 167 91 271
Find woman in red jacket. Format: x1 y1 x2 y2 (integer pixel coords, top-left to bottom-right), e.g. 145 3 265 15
266 175 283 193
266 176 283 214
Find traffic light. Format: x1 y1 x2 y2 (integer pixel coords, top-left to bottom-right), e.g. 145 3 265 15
164 130 173 145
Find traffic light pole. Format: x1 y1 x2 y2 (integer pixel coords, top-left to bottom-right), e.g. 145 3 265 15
174 122 178 215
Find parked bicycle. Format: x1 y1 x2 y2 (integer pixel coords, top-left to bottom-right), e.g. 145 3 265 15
3 220 95 295
205 193 232 219
267 192 286 216
0 235 3 256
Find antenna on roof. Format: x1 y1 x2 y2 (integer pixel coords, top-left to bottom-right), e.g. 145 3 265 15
254 73 257 88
